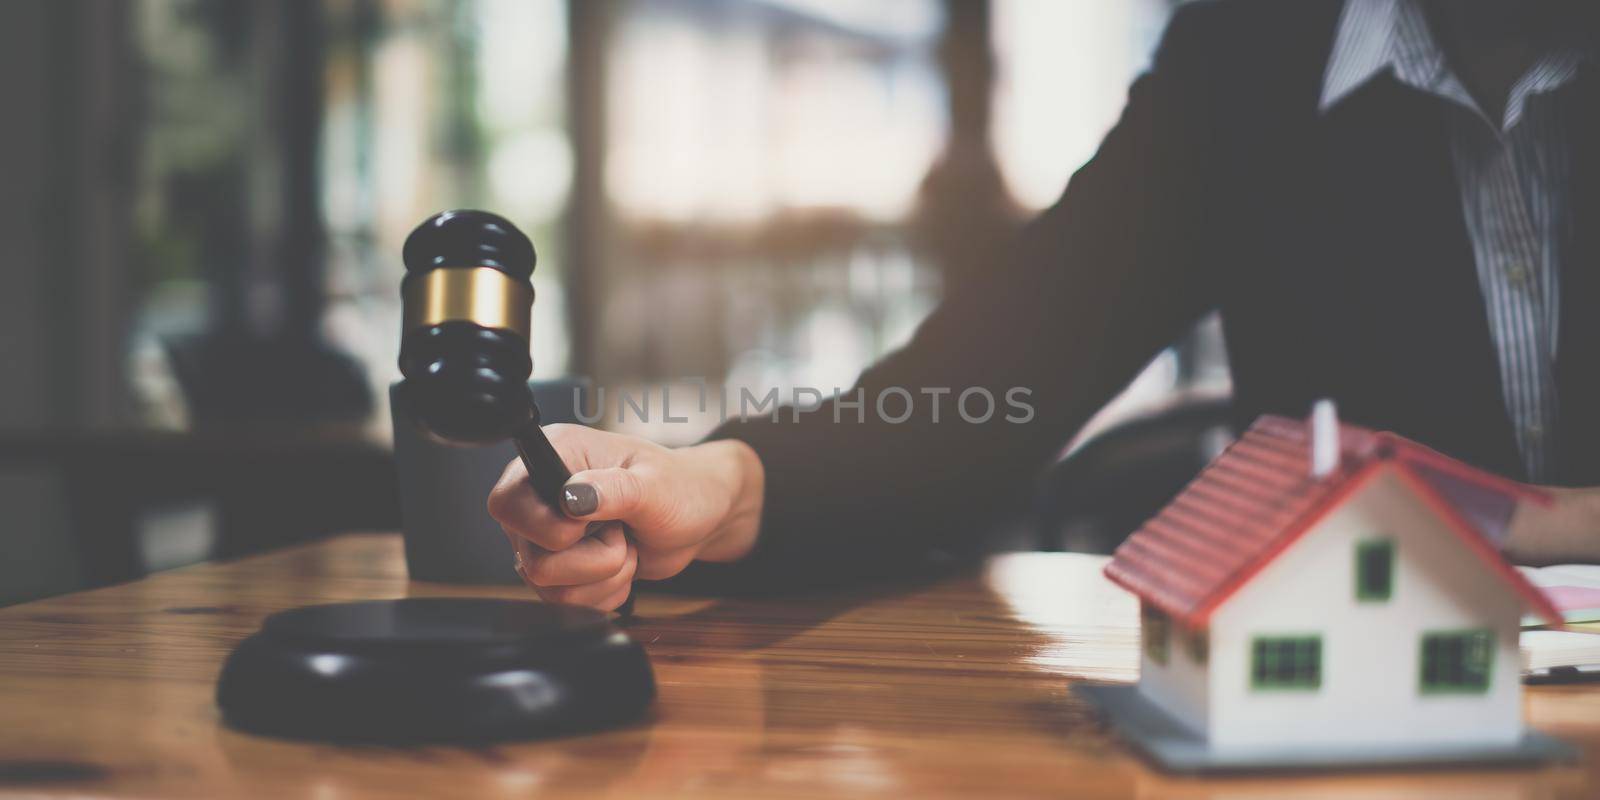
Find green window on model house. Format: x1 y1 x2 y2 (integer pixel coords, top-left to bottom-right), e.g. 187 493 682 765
1420 629 1494 694
1355 539 1395 602
1142 604 1169 665
1251 636 1322 690
1187 629 1208 664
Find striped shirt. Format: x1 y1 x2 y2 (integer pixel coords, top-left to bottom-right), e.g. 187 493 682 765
1321 0 1590 481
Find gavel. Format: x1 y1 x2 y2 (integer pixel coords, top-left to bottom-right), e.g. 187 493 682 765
397 210 633 614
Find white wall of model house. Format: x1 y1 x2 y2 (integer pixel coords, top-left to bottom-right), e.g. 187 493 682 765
1138 466 1525 751
1138 602 1210 734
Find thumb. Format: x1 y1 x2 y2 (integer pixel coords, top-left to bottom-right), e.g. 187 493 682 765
561 467 647 523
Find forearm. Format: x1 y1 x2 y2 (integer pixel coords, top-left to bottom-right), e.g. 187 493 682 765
1505 486 1600 565
709 385 1069 572
690 4 1224 581
691 438 765 564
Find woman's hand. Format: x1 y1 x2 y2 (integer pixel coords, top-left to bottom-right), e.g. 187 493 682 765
1505 485 1600 565
487 424 765 611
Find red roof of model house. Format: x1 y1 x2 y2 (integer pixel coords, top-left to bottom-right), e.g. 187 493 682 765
1104 414 1560 628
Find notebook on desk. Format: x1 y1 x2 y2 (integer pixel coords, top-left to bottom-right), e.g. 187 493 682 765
1519 565 1600 679
1519 564 1600 624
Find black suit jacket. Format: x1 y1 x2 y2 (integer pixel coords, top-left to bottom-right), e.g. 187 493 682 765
694 0 1600 587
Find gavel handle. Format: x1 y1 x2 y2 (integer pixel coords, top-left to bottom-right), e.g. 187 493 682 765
511 419 635 617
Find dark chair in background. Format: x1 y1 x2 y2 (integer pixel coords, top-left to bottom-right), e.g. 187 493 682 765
164 332 374 428
0 429 399 597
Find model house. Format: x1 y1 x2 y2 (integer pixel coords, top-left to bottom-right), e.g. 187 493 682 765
1103 403 1561 755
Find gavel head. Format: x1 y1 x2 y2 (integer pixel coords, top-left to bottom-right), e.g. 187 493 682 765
398 210 540 446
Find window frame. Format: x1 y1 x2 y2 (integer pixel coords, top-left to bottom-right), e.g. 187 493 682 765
1187 628 1208 665
1419 628 1495 695
1142 603 1169 666
1355 538 1396 603
1250 635 1323 691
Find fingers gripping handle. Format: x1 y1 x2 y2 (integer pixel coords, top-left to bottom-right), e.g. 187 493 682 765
511 419 572 512
511 420 635 617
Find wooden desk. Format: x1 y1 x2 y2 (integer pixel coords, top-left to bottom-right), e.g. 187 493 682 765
0 534 1593 798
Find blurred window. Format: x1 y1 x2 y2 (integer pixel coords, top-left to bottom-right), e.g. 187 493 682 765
600 0 948 442
992 0 1170 210
993 0 1230 444
129 0 573 433
129 0 256 426
321 0 573 429
128 0 1222 445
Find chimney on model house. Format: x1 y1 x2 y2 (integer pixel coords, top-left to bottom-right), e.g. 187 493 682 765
1311 399 1339 478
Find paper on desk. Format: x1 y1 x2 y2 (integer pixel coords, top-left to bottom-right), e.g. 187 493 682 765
1519 565 1600 626
1522 629 1600 673
1528 564 1600 587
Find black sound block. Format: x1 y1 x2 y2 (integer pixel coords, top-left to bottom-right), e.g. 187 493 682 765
216 598 654 743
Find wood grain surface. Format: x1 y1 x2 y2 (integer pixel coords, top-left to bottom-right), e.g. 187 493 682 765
0 533 1594 798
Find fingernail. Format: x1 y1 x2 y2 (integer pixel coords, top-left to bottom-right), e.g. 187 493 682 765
562 483 598 516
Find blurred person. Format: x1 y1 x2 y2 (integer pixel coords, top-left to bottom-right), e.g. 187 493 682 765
490 0 1600 611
